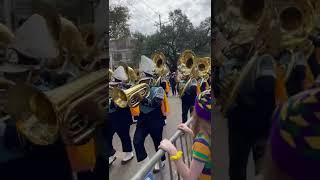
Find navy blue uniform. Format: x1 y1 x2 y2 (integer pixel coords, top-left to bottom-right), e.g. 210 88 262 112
181 79 197 123
107 83 134 158
133 86 166 162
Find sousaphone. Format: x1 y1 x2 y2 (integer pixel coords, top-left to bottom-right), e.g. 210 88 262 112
272 0 315 49
152 52 168 76
178 50 198 96
215 0 270 44
152 52 169 85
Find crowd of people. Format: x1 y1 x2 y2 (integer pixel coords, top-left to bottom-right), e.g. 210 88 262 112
108 53 212 179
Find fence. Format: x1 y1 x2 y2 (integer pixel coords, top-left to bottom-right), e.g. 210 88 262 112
131 117 194 180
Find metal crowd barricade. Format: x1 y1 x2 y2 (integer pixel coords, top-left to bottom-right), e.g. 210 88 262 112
131 117 194 180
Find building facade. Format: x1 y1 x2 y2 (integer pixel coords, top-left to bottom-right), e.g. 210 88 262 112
0 0 98 31
109 37 136 69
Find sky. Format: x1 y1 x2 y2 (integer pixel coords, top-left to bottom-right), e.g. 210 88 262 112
110 0 211 35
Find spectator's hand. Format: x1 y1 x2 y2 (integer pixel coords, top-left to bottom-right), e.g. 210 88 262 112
159 139 177 156
178 123 194 136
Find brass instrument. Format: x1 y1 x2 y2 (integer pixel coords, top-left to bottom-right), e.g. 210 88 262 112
215 0 270 44
152 52 169 77
273 0 315 49
178 50 198 96
6 69 106 145
58 17 88 65
111 83 150 108
197 57 211 78
197 57 211 91
108 69 113 80
119 63 138 83
178 50 196 76
79 23 103 64
0 23 14 49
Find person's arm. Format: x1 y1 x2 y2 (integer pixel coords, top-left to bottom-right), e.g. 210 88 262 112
171 150 205 180
159 139 207 180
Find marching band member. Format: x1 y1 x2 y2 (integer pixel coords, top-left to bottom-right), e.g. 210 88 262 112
178 59 198 123
226 54 276 180
133 55 168 173
0 13 73 180
108 66 134 165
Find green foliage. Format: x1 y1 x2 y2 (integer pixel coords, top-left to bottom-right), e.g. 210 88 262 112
132 9 211 71
109 6 130 39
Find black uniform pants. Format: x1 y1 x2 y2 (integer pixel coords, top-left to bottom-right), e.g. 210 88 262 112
228 129 268 180
171 82 176 95
133 122 165 162
181 101 194 123
107 123 133 157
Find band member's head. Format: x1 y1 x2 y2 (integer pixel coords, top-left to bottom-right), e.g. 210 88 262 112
192 89 212 136
112 66 128 82
138 71 154 86
264 88 320 180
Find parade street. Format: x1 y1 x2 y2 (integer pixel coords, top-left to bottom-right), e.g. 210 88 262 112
109 93 186 180
109 95 261 180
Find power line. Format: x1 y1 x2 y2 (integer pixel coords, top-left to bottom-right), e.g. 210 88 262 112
139 0 159 16
124 0 156 23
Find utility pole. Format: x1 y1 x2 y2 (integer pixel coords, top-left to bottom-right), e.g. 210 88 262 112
159 14 161 32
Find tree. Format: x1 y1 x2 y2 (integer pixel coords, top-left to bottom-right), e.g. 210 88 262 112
192 17 211 56
131 32 146 67
109 6 130 39
132 9 211 72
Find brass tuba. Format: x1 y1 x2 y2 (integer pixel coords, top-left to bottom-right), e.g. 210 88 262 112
6 69 106 145
215 0 270 44
178 50 198 96
178 50 196 75
152 52 169 77
197 57 211 79
111 83 150 108
272 0 315 49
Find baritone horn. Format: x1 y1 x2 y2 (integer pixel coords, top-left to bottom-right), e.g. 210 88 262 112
112 83 150 108
6 69 106 145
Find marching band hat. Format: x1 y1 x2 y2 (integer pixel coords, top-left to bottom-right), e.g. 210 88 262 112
112 66 128 81
139 55 155 76
10 14 58 59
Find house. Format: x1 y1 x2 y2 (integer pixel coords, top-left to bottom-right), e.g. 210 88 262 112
0 0 98 31
109 37 136 69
